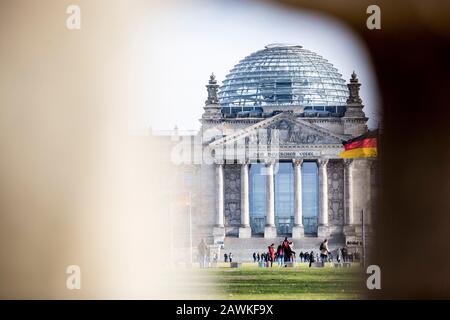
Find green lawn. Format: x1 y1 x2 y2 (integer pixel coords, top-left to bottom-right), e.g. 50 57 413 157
202 263 365 300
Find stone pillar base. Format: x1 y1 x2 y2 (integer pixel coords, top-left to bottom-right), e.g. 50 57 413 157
317 225 330 238
238 226 252 238
292 225 304 239
212 226 225 244
264 226 277 238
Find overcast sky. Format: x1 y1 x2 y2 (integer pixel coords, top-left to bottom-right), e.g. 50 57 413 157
132 0 380 132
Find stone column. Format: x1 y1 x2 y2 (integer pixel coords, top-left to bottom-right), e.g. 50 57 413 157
264 160 277 238
212 162 225 242
238 161 251 238
343 159 355 237
292 159 304 238
318 158 329 237
367 159 376 226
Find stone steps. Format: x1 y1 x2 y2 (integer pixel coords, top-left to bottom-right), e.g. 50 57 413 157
222 236 345 262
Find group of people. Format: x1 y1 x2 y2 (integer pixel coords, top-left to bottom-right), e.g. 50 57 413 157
223 252 233 263
253 238 352 267
298 245 355 263
253 237 296 267
199 237 355 268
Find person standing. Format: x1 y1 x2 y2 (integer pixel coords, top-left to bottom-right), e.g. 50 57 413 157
258 254 264 268
276 243 284 267
229 252 233 263
341 246 348 262
319 239 330 264
288 241 296 262
282 237 291 263
309 250 315 268
253 252 257 263
224 253 228 263
336 249 341 263
268 244 275 268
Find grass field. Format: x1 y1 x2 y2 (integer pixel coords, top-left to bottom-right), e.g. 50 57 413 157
202 263 365 300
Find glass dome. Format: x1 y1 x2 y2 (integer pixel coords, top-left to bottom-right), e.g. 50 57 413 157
219 44 349 116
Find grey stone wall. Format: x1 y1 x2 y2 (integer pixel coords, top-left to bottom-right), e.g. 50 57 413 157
191 164 216 244
327 160 345 234
343 119 368 137
223 164 241 235
308 119 344 135
351 159 370 224
369 160 378 225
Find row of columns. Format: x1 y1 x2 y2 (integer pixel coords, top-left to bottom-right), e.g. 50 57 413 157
215 159 356 238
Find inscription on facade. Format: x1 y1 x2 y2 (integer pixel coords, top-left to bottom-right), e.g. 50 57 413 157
254 151 321 159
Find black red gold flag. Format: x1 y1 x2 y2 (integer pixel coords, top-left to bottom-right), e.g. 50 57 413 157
340 130 378 158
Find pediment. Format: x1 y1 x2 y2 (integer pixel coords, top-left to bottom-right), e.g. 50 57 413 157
209 112 345 148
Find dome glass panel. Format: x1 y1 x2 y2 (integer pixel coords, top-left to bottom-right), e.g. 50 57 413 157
219 44 349 115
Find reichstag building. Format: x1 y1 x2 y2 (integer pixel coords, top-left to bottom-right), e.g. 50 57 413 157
166 44 376 256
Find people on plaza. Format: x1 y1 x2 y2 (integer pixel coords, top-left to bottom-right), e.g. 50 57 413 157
247 237 357 268
201 237 357 268
304 251 310 263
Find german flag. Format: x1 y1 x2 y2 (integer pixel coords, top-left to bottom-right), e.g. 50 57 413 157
340 130 378 158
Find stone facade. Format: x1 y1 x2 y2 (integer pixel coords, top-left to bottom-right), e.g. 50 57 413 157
192 68 376 246
195 110 376 244
327 160 345 234
223 164 241 235
151 46 379 264
162 58 376 256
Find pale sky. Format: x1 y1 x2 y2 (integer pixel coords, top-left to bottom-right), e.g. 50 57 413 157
131 0 379 132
